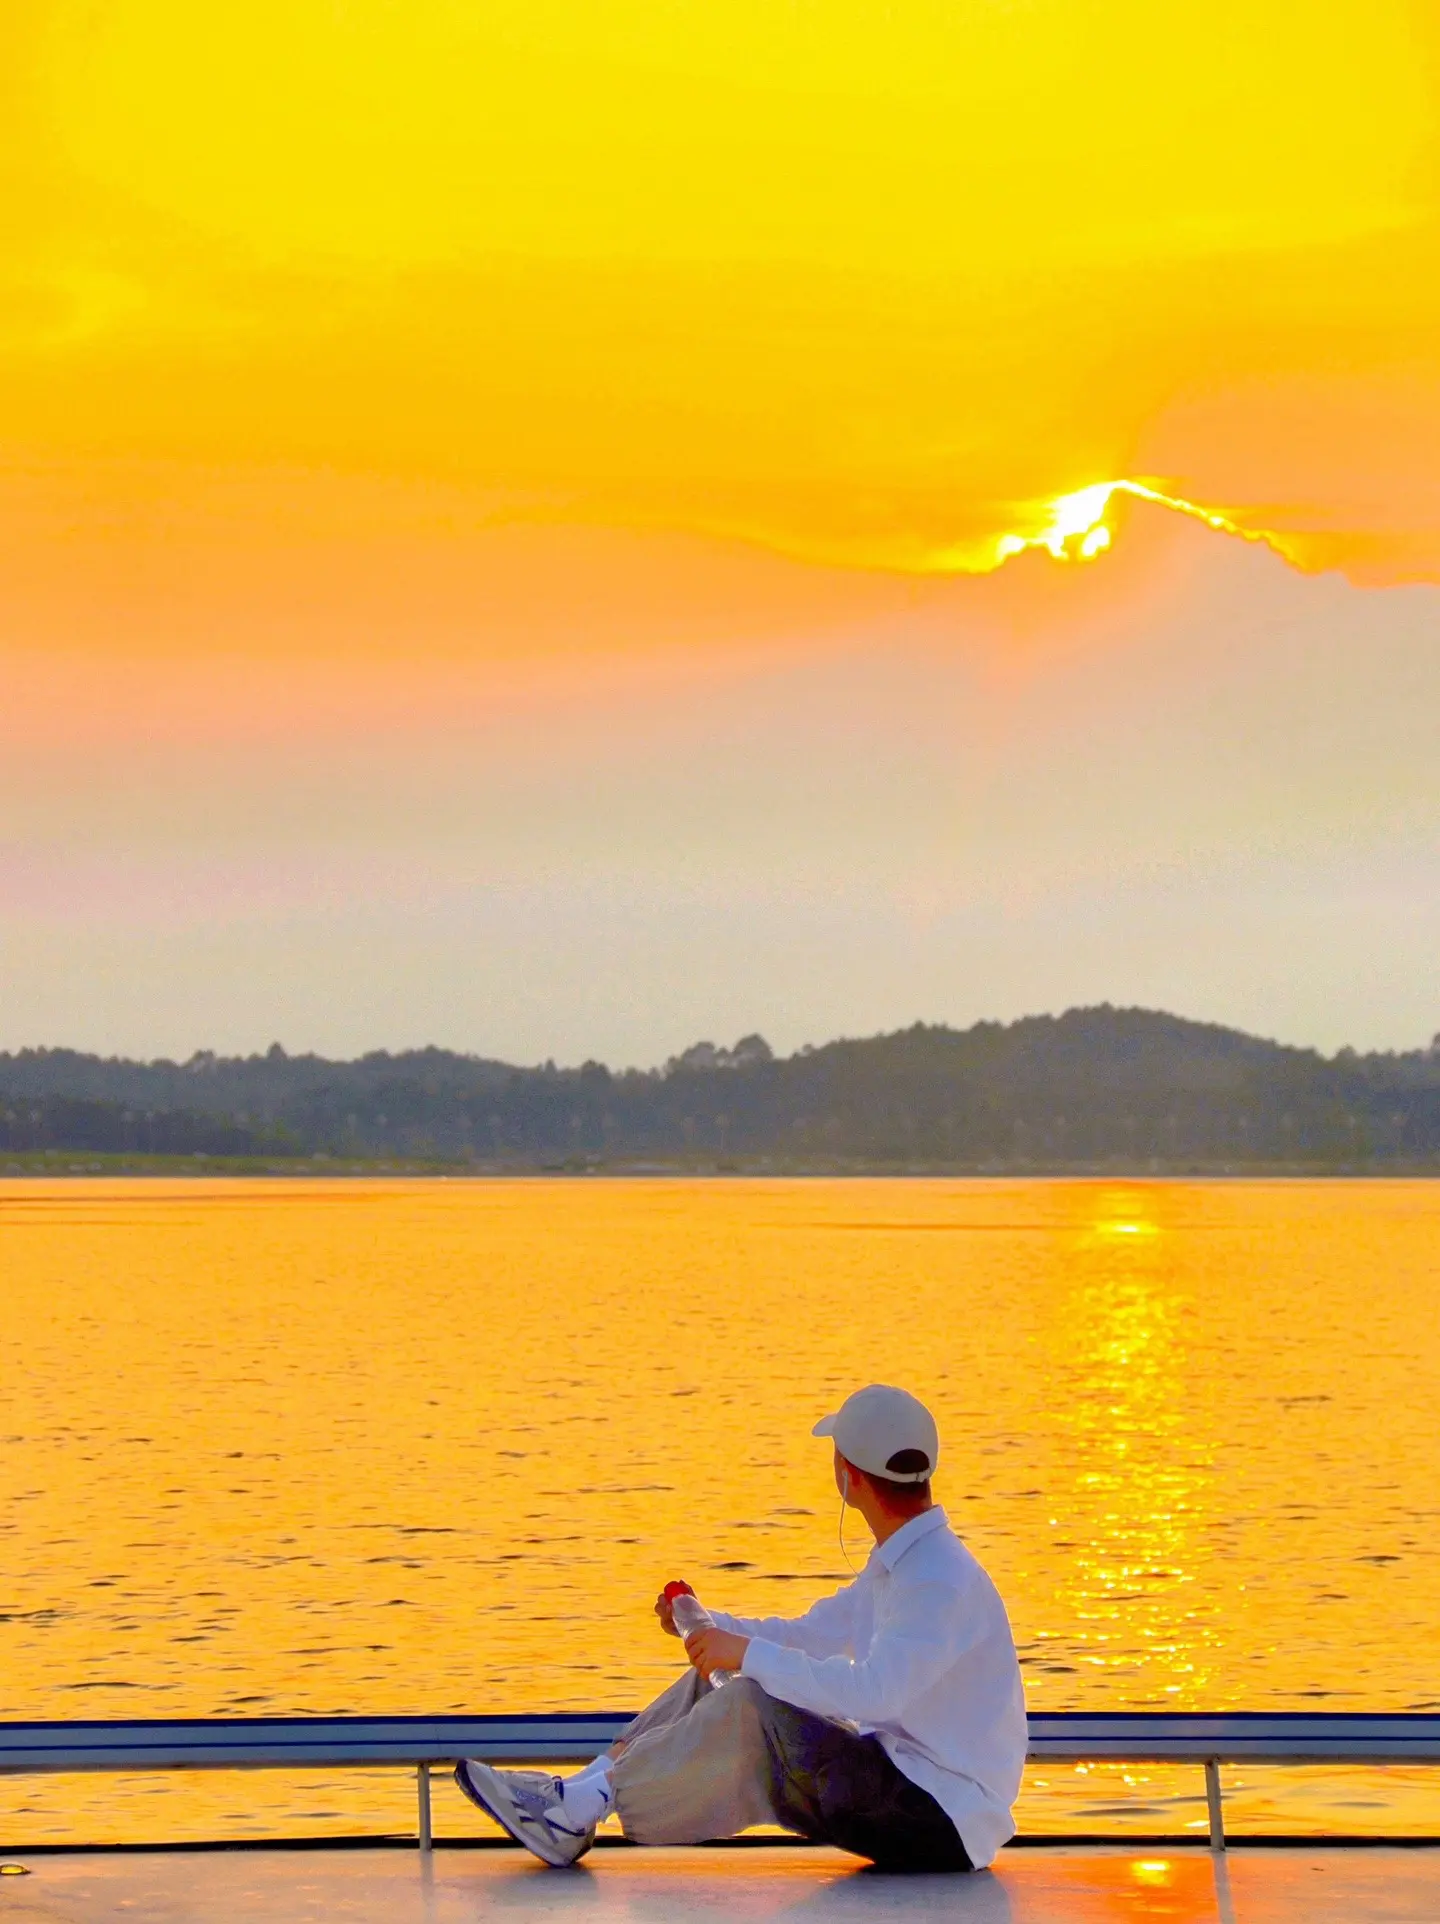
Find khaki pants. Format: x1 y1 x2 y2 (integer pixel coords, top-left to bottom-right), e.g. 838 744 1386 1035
611 1668 778 1844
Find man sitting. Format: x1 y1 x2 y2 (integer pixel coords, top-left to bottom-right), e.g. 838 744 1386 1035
457 1383 1026 1871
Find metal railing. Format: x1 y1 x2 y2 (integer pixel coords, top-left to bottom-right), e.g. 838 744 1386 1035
3 1710 1437 1853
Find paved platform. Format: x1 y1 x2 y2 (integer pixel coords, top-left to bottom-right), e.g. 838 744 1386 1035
0 1845 1437 1923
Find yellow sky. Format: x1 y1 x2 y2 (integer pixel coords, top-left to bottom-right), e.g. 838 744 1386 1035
3 0 1438 607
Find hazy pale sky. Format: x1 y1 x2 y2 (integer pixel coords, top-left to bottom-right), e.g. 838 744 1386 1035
2 1 1437 1062
4 503 1436 1062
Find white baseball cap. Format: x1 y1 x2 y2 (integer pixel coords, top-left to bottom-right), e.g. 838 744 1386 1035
812 1384 939 1483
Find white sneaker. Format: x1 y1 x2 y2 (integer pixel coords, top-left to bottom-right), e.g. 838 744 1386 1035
453 1760 595 1868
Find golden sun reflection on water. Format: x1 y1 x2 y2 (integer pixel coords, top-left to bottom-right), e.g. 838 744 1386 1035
1019 1187 1224 1836
1055 1186 1218 1704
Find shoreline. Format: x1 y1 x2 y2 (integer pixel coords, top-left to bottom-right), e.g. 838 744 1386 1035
3 1153 1439 1180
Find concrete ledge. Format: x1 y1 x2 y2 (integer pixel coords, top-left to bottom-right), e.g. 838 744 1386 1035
0 1843 1438 1922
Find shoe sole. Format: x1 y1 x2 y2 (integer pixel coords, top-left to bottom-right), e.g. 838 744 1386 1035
452 1760 584 1869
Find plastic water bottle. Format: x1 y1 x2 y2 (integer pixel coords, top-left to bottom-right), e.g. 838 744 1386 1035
664 1580 734 1687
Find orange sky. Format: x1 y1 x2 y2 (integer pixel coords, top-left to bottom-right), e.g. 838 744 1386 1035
2 1 1438 1058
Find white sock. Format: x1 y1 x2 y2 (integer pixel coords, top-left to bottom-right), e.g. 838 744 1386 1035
547 1758 614 1831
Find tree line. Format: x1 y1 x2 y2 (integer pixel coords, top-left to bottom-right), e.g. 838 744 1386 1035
3 1006 1438 1168
1 1094 298 1159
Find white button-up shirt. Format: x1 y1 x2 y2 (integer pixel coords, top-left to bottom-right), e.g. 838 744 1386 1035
713 1507 1025 1867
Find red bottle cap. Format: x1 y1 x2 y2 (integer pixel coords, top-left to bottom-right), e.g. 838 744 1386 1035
663 1580 695 1601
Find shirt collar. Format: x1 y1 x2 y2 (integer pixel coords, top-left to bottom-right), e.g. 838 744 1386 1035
874 1505 949 1573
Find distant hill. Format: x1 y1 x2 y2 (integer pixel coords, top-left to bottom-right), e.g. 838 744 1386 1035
3 1008 1438 1169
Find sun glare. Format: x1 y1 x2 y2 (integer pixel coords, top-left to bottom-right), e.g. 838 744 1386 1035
1079 525 1112 559
1089 1190 1162 1240
1132 1859 1174 1885
995 479 1269 571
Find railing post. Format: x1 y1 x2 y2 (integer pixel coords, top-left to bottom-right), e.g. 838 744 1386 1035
1204 1758 1225 1852
417 1762 432 1852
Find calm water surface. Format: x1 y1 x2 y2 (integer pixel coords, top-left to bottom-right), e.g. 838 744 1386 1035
1 1177 1436 1842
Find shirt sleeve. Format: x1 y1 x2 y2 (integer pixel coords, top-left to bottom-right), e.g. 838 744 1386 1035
739 1577 976 1727
706 1583 857 1658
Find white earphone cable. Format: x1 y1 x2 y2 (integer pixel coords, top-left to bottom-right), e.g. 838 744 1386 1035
838 1468 859 1575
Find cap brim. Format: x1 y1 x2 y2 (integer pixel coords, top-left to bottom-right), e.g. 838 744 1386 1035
811 1414 838 1438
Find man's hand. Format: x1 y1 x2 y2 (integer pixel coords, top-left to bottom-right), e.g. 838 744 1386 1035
684 1627 750 1680
654 1591 681 1637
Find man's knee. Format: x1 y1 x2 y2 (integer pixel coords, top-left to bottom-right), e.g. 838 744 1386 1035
612 1675 783 1844
680 1675 784 1764
702 1674 769 1735
617 1675 768 1786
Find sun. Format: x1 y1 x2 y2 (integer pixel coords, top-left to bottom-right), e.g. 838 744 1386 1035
996 480 1264 569
997 484 1117 563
